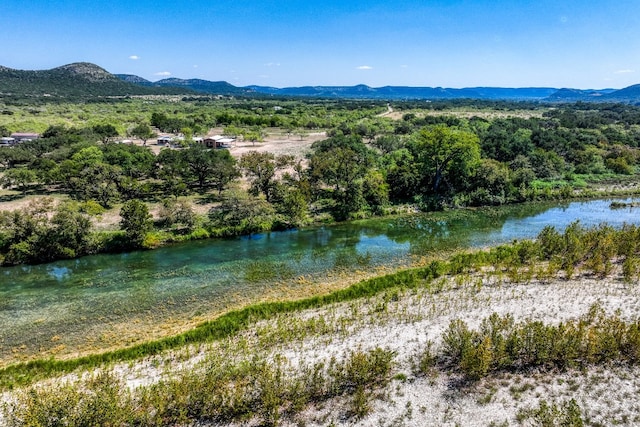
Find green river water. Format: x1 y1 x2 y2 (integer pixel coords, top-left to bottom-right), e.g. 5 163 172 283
1 198 639 363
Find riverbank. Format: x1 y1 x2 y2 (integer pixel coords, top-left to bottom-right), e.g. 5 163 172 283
2 197 640 368
2 176 640 269
2 228 640 425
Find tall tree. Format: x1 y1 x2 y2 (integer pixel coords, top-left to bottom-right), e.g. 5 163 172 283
92 124 119 144
120 199 152 248
130 123 156 145
239 151 293 202
409 125 481 194
0 168 37 194
180 143 240 190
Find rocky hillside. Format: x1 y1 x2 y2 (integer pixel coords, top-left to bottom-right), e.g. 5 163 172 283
0 63 190 99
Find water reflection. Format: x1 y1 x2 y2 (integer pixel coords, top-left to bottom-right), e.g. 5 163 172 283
1 198 639 360
47 266 70 281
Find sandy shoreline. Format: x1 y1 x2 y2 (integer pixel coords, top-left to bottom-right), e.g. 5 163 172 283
3 268 639 426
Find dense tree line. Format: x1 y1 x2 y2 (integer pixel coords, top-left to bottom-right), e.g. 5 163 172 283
1 100 640 265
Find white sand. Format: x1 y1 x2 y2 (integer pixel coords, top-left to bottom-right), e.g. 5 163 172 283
2 271 640 426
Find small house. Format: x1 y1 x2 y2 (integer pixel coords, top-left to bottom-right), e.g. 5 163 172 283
203 135 235 148
203 135 223 148
10 133 39 143
0 137 16 146
156 135 173 145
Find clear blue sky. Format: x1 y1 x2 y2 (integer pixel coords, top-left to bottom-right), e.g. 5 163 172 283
2 0 640 89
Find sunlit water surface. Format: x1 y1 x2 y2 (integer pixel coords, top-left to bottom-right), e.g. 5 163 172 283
1 198 639 362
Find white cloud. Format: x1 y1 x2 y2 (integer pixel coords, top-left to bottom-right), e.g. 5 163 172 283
615 69 635 74
357 65 373 70
265 62 281 67
129 55 139 60
154 71 171 76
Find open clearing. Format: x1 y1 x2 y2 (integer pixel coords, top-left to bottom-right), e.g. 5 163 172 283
0 128 325 229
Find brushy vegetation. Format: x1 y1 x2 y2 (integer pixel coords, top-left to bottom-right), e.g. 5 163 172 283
516 399 584 427
3 347 394 426
430 304 640 381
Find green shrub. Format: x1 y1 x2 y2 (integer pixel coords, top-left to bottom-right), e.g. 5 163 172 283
142 231 163 248
6 372 135 427
623 256 639 283
188 227 210 240
517 399 584 427
437 305 640 381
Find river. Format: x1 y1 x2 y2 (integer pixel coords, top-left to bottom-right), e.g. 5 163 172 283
1 198 639 363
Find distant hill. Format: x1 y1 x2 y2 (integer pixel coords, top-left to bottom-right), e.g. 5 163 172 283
244 84 476 99
152 78 253 95
601 84 640 102
115 74 253 96
115 74 152 85
0 63 191 98
3 62 640 102
245 85 562 100
546 88 617 101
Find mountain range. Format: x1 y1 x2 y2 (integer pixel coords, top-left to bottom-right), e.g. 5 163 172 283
1 62 640 103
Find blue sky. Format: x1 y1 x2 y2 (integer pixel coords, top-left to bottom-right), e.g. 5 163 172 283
2 0 640 88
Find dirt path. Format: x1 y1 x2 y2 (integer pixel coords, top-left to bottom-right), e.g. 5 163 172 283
377 103 393 117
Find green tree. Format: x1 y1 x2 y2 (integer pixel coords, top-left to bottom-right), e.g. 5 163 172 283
276 187 309 226
383 149 420 202
309 147 370 220
362 170 389 214
119 200 152 248
239 152 293 202
372 134 405 154
180 143 212 188
209 149 240 194
180 127 194 142
41 202 93 260
223 125 242 138
0 168 37 193
409 125 481 194
158 198 196 230
471 159 512 205
0 147 33 169
180 144 240 190
208 190 275 234
92 124 119 144
156 149 188 197
130 123 156 146
0 198 52 264
64 162 123 208
101 143 155 179
71 146 104 169
243 126 266 146
0 199 92 264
